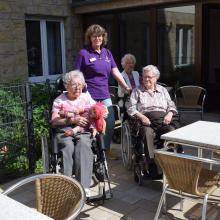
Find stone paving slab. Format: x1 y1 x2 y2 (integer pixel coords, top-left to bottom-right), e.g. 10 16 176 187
2 120 220 220
75 143 220 220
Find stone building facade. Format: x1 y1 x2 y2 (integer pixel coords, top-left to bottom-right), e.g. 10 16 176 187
0 0 82 82
0 0 201 83
1 0 220 111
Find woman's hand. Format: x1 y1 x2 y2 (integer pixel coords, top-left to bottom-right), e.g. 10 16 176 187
163 112 173 125
70 116 88 127
124 86 132 95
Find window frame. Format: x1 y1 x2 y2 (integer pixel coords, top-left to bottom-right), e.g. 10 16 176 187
25 17 66 83
175 25 193 67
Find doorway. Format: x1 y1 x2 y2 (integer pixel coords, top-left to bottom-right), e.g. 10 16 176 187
203 4 220 111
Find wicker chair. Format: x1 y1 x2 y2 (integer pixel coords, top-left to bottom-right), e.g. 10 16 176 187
154 150 220 220
3 174 85 220
175 86 206 120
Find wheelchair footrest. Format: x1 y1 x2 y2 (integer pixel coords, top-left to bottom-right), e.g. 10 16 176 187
86 191 112 204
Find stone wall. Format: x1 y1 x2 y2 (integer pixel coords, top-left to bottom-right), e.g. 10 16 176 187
0 0 81 82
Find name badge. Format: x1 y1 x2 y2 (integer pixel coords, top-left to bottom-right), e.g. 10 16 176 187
89 57 96 62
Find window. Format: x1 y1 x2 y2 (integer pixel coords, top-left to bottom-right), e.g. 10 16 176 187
157 6 195 83
176 25 193 66
25 19 66 82
84 9 151 74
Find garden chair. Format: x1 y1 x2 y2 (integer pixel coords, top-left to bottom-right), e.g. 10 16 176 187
3 173 85 220
175 85 206 120
157 82 174 99
154 149 220 220
157 82 169 87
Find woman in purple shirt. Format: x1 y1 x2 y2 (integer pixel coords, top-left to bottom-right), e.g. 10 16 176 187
75 24 130 158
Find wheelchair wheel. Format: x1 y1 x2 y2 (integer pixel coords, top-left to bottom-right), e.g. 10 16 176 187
41 136 63 174
121 121 133 170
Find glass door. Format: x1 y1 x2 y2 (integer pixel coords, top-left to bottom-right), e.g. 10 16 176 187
157 5 195 86
203 4 220 111
84 9 151 74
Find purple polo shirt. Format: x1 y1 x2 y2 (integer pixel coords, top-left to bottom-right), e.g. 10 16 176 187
74 47 117 100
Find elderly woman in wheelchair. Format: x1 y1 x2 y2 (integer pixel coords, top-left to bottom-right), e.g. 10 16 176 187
51 70 109 198
122 65 182 184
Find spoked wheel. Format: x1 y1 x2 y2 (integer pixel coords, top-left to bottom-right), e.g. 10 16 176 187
121 121 133 170
134 164 143 186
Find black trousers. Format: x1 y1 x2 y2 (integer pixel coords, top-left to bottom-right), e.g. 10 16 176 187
138 111 180 172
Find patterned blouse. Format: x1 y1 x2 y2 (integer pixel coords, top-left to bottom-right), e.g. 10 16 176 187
127 84 177 116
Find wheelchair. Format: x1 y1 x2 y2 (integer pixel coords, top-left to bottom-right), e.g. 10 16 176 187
109 85 122 144
121 117 162 185
41 78 113 204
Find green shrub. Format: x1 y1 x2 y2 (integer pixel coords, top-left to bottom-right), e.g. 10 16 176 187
31 81 57 172
32 82 57 151
0 81 58 177
0 85 28 178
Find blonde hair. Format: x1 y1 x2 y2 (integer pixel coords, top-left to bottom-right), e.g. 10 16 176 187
84 24 108 47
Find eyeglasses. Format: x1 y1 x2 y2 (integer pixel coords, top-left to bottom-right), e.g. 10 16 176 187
144 75 156 79
68 83 83 89
91 35 103 39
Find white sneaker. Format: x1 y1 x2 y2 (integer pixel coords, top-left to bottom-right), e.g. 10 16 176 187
85 188 91 198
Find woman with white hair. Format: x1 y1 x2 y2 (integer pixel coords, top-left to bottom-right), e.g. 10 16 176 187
118 54 140 113
127 65 181 179
51 70 95 197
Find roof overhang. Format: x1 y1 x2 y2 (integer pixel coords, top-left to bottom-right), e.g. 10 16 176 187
72 0 111 7
72 0 193 14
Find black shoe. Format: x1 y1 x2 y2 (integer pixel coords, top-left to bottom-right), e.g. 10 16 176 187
152 173 163 180
148 162 158 179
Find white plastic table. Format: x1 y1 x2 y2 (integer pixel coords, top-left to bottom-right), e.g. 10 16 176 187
161 120 220 157
0 193 53 220
160 121 220 209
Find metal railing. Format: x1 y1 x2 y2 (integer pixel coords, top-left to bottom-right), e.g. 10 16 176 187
0 83 34 181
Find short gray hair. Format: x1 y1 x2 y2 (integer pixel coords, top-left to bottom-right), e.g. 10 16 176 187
121 53 136 69
142 65 160 78
62 70 86 89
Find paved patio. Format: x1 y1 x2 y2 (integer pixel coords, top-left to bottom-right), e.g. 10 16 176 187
1 112 220 220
